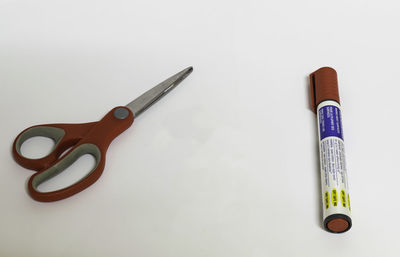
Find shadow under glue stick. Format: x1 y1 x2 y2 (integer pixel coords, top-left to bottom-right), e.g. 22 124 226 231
309 67 352 233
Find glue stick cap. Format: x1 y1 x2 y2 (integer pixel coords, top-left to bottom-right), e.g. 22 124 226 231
309 67 340 113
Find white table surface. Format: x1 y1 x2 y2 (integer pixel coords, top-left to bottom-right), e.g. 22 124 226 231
1 0 399 256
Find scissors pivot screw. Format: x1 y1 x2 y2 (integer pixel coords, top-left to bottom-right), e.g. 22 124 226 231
113 107 130 119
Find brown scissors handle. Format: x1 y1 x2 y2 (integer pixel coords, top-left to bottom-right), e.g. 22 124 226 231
13 122 97 171
12 106 134 202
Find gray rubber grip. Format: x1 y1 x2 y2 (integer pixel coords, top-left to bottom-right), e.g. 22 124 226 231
14 126 65 158
31 143 102 191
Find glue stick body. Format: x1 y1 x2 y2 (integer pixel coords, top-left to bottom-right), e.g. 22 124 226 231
317 100 351 233
310 67 352 233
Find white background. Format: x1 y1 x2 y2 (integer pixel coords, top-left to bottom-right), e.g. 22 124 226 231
0 0 399 256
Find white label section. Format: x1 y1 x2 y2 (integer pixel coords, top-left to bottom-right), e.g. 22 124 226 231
317 100 351 219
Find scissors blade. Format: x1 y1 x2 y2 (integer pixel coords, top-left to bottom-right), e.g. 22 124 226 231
126 66 193 117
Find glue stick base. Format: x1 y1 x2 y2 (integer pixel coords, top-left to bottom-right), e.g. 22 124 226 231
324 214 352 233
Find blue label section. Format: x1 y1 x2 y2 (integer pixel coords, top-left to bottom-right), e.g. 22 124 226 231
319 105 343 140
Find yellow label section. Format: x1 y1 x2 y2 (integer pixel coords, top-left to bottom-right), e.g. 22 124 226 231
331 189 338 207
324 191 330 209
341 190 347 207
347 194 351 211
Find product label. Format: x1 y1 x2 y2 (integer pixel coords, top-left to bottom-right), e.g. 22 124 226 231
324 191 330 209
341 190 347 207
319 105 343 140
317 101 351 220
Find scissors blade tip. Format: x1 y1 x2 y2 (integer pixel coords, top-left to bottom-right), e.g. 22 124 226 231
177 66 193 79
126 66 193 117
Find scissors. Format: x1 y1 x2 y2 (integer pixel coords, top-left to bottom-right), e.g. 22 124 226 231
12 67 193 202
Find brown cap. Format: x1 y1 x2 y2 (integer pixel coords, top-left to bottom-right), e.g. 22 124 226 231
309 67 340 113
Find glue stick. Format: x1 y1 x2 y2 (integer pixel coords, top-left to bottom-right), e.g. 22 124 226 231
309 67 352 233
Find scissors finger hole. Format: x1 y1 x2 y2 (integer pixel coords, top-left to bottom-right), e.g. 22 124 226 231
36 154 96 193
20 136 55 159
